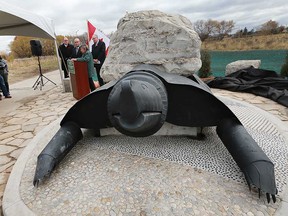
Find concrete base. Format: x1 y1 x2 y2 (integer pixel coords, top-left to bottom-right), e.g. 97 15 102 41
63 78 71 92
100 123 200 137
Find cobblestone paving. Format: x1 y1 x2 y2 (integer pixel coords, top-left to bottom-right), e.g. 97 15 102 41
0 86 76 215
0 87 287 215
22 146 280 216
212 89 288 123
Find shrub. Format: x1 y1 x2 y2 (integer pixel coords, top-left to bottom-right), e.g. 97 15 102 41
198 50 212 78
280 51 288 78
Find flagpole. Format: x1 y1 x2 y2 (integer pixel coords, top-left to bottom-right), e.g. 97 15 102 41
87 19 90 50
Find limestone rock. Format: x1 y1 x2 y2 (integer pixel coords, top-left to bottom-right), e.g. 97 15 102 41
225 60 261 76
102 10 202 82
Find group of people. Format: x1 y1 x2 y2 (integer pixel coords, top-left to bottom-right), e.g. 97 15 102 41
58 35 106 91
0 55 12 100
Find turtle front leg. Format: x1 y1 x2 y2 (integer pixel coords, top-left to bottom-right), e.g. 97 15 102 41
216 118 277 203
33 121 83 186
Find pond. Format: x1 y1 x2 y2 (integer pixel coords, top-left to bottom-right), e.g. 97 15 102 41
207 50 287 77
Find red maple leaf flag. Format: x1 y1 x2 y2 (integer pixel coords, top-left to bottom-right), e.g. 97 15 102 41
87 20 96 42
87 20 110 56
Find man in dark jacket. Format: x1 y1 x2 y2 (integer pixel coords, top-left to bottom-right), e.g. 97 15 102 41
91 35 106 86
58 37 73 78
71 38 82 58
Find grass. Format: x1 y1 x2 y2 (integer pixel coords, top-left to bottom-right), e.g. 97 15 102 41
202 33 288 51
8 55 59 84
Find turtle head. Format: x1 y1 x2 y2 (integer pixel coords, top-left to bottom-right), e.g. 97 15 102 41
107 71 168 137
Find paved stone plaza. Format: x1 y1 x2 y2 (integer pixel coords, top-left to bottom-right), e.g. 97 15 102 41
1 72 288 215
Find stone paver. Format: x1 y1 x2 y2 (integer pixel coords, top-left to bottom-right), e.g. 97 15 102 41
0 138 14 145
22 123 39 132
0 130 22 140
0 83 287 215
5 118 27 125
0 85 76 215
0 125 21 133
0 161 15 173
0 173 9 185
9 148 24 160
0 157 11 166
14 132 34 139
0 146 17 156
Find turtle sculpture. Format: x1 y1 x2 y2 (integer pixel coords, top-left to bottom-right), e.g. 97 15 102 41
33 64 277 203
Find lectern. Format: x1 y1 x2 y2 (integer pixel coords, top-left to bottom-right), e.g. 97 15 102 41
68 60 90 100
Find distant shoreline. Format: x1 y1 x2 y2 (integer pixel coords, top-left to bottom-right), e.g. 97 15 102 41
202 34 288 51
207 49 288 52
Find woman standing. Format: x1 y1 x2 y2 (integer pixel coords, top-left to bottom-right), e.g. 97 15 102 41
72 45 99 91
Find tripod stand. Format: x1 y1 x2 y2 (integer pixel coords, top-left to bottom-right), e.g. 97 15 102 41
32 56 56 90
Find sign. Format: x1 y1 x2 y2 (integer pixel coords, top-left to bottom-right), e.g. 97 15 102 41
67 59 75 74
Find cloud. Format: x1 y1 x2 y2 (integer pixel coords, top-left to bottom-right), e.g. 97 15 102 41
0 36 14 53
1 0 288 51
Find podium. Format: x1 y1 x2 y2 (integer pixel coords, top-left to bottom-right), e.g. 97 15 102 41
68 60 90 100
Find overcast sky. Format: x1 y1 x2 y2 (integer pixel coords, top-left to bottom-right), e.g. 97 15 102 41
1 0 288 51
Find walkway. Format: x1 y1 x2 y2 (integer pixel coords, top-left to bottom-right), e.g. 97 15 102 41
0 71 76 215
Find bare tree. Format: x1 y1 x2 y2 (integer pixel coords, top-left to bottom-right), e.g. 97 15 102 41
194 19 219 41
259 20 279 34
194 20 209 41
215 20 235 38
206 19 219 36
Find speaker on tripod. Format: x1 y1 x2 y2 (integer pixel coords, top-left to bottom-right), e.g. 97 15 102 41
30 40 56 90
30 40 42 56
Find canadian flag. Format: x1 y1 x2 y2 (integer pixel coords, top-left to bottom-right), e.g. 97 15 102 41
87 20 110 55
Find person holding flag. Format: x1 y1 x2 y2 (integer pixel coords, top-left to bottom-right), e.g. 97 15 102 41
91 34 106 86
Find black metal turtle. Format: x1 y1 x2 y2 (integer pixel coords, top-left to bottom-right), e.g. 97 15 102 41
33 64 277 203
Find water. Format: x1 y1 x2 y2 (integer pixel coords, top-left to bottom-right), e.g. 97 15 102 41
209 50 287 77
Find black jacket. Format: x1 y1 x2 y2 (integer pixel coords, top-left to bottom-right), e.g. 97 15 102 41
71 46 82 58
58 43 74 69
91 40 106 66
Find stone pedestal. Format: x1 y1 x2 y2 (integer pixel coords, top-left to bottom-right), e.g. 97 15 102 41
102 10 202 82
100 122 201 137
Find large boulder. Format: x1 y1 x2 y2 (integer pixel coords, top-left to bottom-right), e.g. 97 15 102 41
225 60 261 76
102 10 202 82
